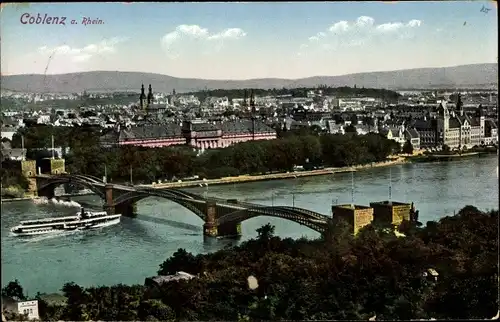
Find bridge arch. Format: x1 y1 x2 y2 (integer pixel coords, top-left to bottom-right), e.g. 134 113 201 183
37 177 106 199
216 206 327 234
112 191 207 221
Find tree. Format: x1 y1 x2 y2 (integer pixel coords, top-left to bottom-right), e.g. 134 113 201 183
6 206 499 321
1 279 26 301
158 248 201 275
402 140 414 155
344 124 357 134
256 223 275 242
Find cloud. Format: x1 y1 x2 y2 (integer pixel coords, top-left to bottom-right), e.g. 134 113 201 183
37 37 127 63
177 24 209 38
208 28 246 40
308 31 327 42
407 19 422 28
376 20 422 32
161 24 246 57
298 16 423 56
376 22 405 32
329 21 349 33
355 16 375 28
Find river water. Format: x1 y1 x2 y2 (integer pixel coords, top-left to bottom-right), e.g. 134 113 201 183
1 156 498 295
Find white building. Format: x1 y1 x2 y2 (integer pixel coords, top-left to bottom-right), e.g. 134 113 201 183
1 126 17 140
2 297 40 321
436 99 485 149
17 300 40 320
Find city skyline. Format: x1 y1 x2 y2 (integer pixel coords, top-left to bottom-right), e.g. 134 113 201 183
1 2 498 80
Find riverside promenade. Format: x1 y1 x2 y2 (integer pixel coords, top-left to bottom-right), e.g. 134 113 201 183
139 157 407 189
0 157 408 203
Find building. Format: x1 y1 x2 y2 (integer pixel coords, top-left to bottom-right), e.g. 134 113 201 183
331 204 374 235
145 271 195 288
1 148 26 161
412 117 438 149
370 201 413 227
435 95 485 150
484 119 498 145
1 126 17 141
410 96 486 150
139 84 168 117
379 125 406 147
1 297 40 320
404 128 421 150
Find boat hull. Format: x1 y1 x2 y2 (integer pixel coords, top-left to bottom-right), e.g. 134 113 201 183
10 216 121 237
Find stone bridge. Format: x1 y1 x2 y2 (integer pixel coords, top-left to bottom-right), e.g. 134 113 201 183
33 174 330 237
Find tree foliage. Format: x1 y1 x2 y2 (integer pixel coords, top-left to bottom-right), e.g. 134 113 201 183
5 125 400 184
403 139 414 155
6 207 497 321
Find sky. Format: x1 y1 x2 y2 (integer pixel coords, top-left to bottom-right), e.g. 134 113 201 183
0 2 498 80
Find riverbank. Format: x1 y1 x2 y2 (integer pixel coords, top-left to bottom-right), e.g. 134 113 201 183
1 196 40 203
140 157 408 189
1 158 410 200
407 151 483 163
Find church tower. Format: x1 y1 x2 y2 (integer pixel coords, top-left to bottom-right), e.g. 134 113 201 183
436 102 449 144
477 104 485 138
456 93 464 117
139 84 146 109
147 84 154 107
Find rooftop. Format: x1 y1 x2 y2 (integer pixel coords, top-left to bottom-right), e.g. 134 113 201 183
370 201 411 206
333 204 372 210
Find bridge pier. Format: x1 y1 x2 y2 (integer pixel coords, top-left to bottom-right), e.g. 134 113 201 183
203 201 242 238
38 185 55 199
103 183 114 214
115 203 137 217
203 201 219 237
217 222 242 238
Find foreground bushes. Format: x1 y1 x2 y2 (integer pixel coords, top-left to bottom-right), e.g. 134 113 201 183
3 206 498 321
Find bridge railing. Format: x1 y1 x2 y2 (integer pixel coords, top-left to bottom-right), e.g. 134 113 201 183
217 205 327 233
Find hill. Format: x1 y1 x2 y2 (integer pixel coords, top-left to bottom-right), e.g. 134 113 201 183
1 63 497 93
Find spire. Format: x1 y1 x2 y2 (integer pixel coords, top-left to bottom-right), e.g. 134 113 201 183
147 84 153 105
243 90 248 107
140 84 146 109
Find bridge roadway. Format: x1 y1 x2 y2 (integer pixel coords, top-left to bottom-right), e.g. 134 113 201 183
34 174 331 235
137 186 330 223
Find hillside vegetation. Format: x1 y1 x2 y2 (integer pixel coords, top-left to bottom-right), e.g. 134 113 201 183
2 206 498 321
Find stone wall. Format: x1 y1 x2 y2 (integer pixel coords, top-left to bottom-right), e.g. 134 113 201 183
353 208 374 234
21 160 37 196
50 159 65 175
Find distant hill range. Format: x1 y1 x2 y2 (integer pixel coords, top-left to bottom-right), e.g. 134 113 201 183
1 63 497 94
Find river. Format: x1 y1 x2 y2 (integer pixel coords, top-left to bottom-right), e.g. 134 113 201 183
1 156 498 295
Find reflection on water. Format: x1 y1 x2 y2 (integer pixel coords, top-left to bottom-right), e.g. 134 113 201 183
1 156 498 294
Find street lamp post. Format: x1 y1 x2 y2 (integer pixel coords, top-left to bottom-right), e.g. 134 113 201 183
292 174 297 208
271 188 275 207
